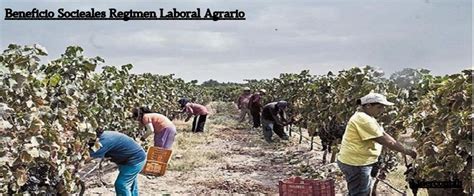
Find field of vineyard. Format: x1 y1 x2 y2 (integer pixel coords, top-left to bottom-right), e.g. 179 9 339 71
0 44 472 195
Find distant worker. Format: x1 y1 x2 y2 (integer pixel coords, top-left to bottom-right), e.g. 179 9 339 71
88 130 146 196
261 101 290 143
248 89 266 128
132 106 177 149
337 93 417 196
236 87 253 123
178 98 209 133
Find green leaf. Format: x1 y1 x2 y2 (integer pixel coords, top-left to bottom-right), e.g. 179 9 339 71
49 73 62 87
122 64 133 71
20 151 33 163
34 44 48 55
15 168 28 187
26 100 34 108
84 62 96 72
27 147 40 158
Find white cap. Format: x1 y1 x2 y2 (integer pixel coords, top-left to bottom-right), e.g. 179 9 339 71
259 89 267 93
360 93 394 106
243 87 251 91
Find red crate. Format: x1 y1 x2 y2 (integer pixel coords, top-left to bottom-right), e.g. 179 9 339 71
279 176 335 196
141 146 172 176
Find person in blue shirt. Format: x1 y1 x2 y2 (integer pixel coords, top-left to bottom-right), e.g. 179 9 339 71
88 130 146 196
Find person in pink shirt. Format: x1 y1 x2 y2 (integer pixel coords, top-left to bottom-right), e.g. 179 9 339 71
178 98 209 133
132 107 177 149
235 87 252 123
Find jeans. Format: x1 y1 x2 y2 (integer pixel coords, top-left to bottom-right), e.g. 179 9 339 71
337 160 373 196
115 160 146 196
261 119 288 142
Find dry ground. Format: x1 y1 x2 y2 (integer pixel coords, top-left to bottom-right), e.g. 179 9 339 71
84 102 427 196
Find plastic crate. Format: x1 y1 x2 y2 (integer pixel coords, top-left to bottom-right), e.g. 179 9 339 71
279 176 335 196
141 146 172 176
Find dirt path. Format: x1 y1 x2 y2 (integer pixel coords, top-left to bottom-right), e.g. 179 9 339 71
84 103 404 195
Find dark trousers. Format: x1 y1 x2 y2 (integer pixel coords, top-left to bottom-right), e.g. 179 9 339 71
273 123 286 138
192 115 207 132
250 109 261 128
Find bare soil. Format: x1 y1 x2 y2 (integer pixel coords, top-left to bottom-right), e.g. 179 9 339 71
84 106 404 195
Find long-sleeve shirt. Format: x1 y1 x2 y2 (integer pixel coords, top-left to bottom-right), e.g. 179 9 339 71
248 93 263 111
90 131 146 165
261 102 287 125
184 103 209 115
236 93 252 109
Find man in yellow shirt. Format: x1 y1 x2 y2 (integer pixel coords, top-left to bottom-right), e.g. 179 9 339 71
337 93 417 196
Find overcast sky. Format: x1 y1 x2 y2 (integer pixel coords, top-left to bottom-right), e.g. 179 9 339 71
0 0 472 83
